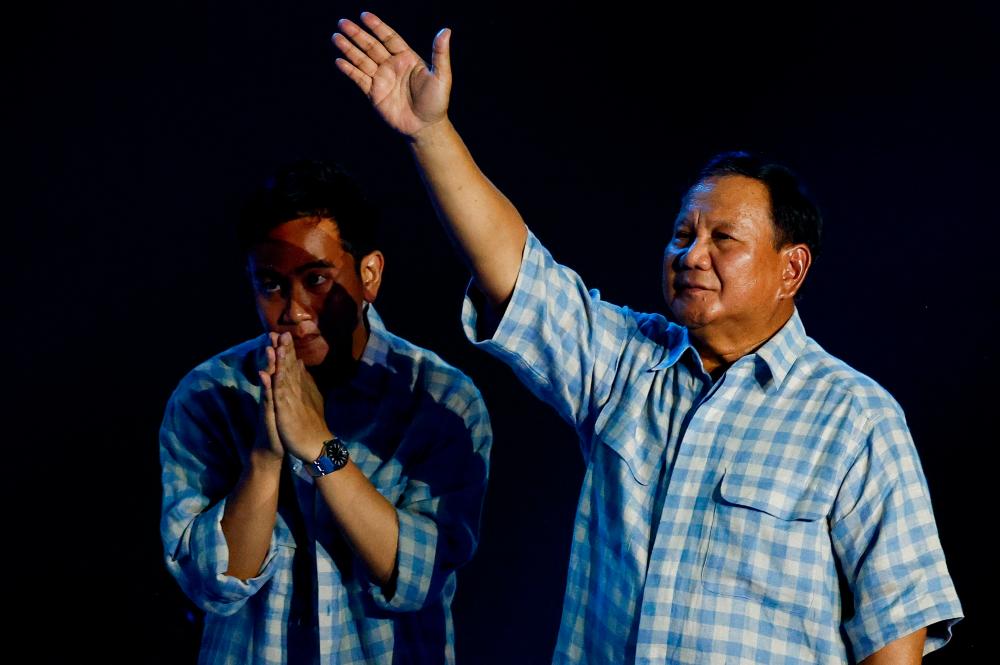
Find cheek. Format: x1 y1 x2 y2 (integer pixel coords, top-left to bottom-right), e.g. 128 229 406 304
317 284 361 332
256 298 282 330
662 251 678 284
718 253 776 300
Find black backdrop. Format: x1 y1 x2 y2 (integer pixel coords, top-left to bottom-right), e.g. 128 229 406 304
8 1 995 662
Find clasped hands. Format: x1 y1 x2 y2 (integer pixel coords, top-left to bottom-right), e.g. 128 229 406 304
256 332 333 466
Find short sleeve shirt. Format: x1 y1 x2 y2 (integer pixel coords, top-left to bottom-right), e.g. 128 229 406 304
461 230 961 664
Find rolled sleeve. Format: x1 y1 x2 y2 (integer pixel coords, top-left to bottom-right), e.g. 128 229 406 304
461 228 630 447
367 508 439 611
831 412 963 660
166 495 294 616
160 378 293 616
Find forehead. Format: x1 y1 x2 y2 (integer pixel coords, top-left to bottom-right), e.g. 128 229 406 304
677 175 773 229
249 216 351 269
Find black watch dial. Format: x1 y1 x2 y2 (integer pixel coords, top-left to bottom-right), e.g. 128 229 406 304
325 439 350 470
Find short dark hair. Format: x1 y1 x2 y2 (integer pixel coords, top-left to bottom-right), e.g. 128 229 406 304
238 160 379 270
692 151 822 259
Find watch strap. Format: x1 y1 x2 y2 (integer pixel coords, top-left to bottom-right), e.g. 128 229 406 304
304 437 349 478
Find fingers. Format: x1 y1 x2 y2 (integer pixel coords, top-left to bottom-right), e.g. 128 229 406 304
332 32 378 78
334 56 372 95
261 334 278 374
431 28 452 81
259 370 274 405
336 17 393 65
278 332 298 362
273 332 302 387
265 346 276 375
259 370 278 426
358 12 414 56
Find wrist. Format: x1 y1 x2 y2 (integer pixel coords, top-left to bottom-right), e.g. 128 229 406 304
248 448 284 473
292 430 334 463
303 436 350 478
408 116 453 148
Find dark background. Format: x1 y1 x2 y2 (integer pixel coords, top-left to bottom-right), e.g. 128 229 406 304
8 1 995 662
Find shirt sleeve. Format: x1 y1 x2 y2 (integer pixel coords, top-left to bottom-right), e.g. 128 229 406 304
460 228 633 452
830 410 963 661
363 378 493 613
159 374 296 617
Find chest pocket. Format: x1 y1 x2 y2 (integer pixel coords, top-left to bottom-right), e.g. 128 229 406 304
701 470 832 618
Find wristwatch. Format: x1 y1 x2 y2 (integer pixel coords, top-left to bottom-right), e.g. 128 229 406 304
304 437 350 478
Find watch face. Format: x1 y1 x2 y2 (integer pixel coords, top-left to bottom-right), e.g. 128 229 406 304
326 439 350 470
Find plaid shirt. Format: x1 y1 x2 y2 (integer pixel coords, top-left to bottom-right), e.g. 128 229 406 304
462 230 961 664
161 306 491 664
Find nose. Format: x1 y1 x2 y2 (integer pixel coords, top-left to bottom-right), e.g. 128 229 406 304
677 236 710 270
279 285 313 325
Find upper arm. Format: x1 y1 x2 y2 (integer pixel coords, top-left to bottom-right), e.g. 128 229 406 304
461 229 633 446
860 627 926 664
830 412 962 661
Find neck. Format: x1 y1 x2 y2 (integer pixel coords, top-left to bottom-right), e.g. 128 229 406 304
690 308 793 379
310 315 371 389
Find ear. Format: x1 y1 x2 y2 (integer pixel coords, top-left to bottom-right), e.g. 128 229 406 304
359 250 385 302
778 244 811 300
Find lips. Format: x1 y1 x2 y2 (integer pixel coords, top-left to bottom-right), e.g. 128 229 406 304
675 281 713 292
294 333 323 347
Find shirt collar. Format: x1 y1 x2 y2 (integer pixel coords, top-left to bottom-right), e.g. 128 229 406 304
646 308 807 391
752 308 807 390
647 322 695 372
350 303 392 397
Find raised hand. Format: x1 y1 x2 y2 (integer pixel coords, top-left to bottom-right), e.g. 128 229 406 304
271 332 333 462
332 12 451 138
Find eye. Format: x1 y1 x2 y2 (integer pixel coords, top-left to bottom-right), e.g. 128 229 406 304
256 279 283 295
305 272 330 288
671 228 693 245
713 231 735 241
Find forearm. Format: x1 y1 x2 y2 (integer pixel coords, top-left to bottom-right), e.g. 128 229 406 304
409 118 527 307
314 459 400 587
860 627 926 664
220 453 282 581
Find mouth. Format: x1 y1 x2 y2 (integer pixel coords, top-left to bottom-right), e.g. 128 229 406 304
675 282 712 293
293 333 323 348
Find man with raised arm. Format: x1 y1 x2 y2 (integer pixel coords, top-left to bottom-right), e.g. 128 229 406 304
160 161 492 664
332 12 961 665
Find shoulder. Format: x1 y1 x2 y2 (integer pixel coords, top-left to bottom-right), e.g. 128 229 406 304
380 329 485 418
167 335 266 409
787 339 913 475
793 337 904 421
608 306 688 372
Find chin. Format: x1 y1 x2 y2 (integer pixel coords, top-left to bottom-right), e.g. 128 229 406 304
296 345 330 367
670 303 716 329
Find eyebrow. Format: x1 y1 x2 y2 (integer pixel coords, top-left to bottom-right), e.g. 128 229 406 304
292 260 335 273
252 259 336 278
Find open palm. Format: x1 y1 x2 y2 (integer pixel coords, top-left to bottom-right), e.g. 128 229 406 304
333 12 451 137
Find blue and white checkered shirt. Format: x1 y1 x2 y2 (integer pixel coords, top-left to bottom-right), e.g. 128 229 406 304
161 306 492 664
462 230 961 664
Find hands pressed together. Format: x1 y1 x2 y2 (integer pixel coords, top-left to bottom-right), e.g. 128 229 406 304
257 332 333 466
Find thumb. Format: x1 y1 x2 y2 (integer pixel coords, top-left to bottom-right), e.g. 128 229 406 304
431 28 452 82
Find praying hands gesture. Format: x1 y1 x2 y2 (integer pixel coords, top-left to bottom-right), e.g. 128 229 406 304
332 12 452 139
258 332 332 464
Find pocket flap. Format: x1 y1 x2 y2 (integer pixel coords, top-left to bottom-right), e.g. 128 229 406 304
597 428 655 486
718 470 828 522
